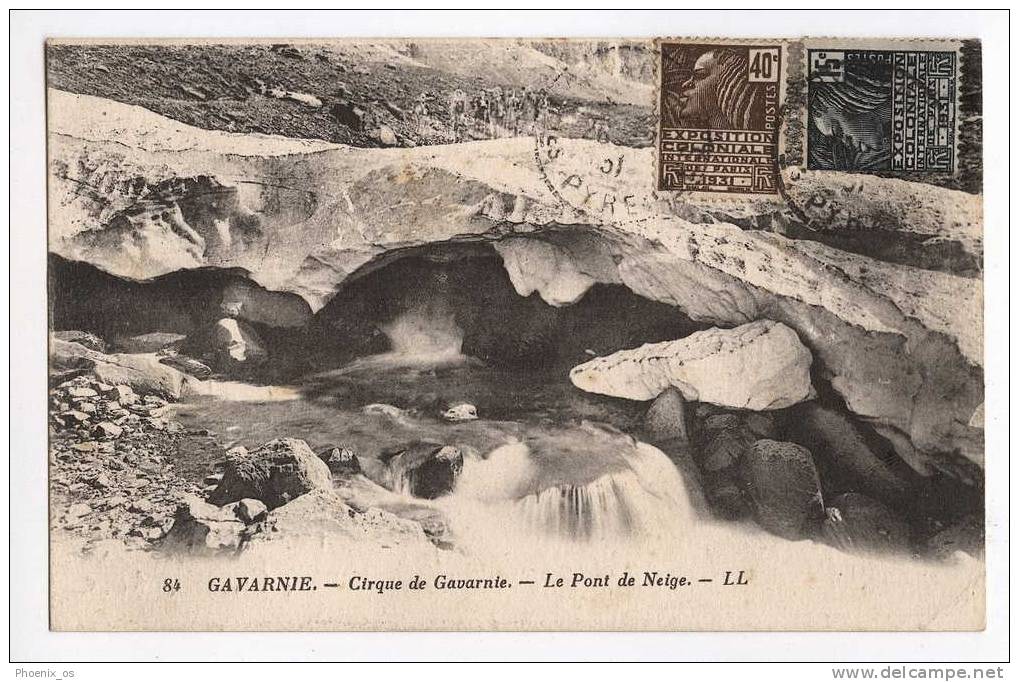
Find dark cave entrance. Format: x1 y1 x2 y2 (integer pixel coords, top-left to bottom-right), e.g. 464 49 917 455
308 241 710 376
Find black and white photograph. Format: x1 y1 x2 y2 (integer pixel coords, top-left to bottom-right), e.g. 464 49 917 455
7 8 1010 670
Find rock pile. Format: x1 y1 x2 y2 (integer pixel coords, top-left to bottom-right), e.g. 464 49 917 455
49 374 201 552
639 398 982 559
49 333 450 557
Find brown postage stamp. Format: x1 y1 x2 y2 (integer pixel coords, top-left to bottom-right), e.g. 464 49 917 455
658 40 784 195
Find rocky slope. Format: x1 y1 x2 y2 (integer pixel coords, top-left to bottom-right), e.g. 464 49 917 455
49 346 438 556
48 88 983 483
47 40 654 148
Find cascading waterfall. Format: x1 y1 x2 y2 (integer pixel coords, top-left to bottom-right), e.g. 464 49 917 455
435 436 695 545
331 299 469 378
383 454 415 497
377 299 465 364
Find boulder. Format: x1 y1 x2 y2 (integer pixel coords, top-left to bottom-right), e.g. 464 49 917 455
738 439 825 540
642 387 689 444
92 421 123 440
161 496 245 554
821 493 912 555
787 403 919 505
111 332 186 354
569 320 814 410
207 438 333 509
701 413 742 433
158 353 213 379
246 489 429 551
745 412 778 439
317 445 362 476
441 403 478 422
195 318 269 371
102 384 138 405
702 474 750 520
377 125 398 146
92 353 188 399
384 442 464 499
700 426 754 472
409 445 463 499
52 330 106 352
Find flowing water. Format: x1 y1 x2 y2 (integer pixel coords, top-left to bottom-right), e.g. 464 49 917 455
171 304 698 547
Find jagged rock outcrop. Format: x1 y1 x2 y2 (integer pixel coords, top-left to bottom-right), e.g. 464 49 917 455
47 88 984 477
207 438 333 509
569 320 814 410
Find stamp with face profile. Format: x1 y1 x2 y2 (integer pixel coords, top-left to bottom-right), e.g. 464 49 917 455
806 41 961 174
657 41 784 196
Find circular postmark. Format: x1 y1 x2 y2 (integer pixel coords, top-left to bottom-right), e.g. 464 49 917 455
532 129 719 231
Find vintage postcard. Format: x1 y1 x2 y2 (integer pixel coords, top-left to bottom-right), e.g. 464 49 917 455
46 37 984 631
